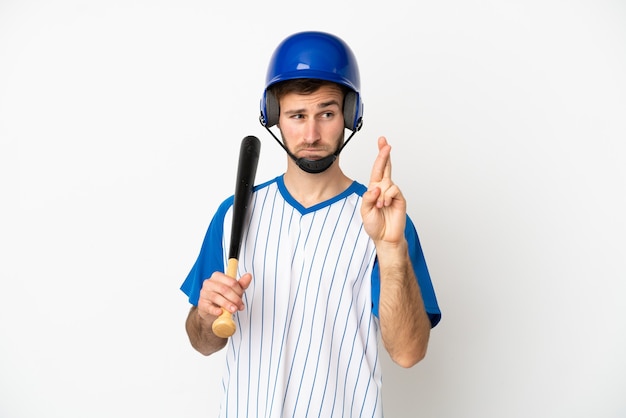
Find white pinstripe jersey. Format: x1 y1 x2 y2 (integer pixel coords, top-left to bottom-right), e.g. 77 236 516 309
181 175 441 418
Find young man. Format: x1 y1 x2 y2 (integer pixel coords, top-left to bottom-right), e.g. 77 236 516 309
181 31 441 417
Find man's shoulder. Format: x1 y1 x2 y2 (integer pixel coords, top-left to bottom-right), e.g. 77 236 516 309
253 175 281 193
218 175 281 211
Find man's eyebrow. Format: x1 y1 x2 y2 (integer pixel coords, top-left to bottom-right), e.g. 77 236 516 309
318 99 342 109
283 100 342 115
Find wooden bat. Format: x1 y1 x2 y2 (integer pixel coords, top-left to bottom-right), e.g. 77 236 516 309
212 135 261 338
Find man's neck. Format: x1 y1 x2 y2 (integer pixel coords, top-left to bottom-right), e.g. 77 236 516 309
283 159 353 208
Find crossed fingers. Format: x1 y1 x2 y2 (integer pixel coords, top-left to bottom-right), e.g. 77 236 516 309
369 136 399 208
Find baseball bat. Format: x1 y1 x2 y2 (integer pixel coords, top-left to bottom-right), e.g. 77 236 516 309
212 135 261 338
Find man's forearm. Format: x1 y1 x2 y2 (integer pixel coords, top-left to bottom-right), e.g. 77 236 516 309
185 306 227 356
377 240 431 368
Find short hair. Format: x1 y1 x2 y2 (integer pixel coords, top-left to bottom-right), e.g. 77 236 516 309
269 78 349 104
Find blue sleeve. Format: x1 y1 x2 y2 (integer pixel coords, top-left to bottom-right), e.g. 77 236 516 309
180 196 233 306
371 215 441 328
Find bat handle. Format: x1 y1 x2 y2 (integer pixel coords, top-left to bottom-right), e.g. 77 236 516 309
211 258 239 338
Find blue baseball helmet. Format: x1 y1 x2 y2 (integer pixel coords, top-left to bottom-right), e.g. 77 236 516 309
260 31 364 132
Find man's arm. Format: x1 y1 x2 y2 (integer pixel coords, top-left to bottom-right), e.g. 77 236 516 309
361 136 431 368
185 306 227 356
375 241 431 367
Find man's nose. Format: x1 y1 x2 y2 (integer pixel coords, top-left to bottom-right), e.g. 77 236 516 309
303 119 321 143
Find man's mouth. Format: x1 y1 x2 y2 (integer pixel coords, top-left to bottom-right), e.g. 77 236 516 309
298 147 329 160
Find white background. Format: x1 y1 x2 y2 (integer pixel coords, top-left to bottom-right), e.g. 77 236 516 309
1 1 625 417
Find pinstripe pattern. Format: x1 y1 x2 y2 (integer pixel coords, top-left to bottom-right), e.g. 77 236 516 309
219 177 382 418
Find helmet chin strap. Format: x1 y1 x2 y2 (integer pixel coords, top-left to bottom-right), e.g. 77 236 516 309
262 124 357 174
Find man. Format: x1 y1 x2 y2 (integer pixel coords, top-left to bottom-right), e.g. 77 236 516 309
181 31 441 417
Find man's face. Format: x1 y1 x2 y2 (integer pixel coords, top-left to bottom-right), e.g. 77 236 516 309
277 84 345 161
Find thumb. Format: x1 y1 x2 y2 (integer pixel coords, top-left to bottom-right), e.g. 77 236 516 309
238 272 253 290
362 187 381 210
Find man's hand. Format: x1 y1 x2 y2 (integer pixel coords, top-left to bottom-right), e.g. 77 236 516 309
197 271 253 321
361 136 407 245
186 271 253 355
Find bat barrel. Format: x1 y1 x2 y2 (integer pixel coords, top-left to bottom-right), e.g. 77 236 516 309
229 135 261 259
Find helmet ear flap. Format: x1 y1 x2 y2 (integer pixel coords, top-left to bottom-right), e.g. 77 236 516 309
343 90 363 131
261 90 280 128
